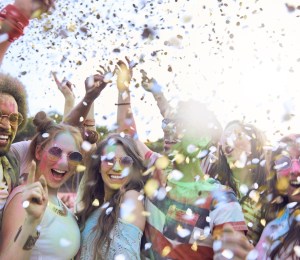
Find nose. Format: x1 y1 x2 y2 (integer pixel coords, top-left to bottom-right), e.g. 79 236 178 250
290 160 300 176
0 117 11 131
112 159 122 172
56 153 69 168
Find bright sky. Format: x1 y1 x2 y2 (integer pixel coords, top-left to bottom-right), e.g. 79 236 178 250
1 0 300 142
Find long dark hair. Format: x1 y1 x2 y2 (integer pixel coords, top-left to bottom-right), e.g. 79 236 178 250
263 134 300 259
76 133 146 259
208 120 267 199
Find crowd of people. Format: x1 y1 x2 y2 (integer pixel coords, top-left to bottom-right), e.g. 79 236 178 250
0 1 299 259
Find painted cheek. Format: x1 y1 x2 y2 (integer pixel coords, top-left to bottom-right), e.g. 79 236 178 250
277 169 290 178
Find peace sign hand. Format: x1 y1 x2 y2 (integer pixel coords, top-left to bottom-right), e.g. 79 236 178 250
22 161 48 223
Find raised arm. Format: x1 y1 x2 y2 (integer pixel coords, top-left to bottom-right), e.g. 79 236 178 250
51 72 76 120
63 74 107 127
0 0 54 64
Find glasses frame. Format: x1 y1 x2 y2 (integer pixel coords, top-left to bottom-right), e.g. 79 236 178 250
0 111 23 126
274 155 300 171
47 146 83 165
101 156 134 168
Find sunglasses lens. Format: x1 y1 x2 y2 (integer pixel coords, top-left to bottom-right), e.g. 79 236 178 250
8 113 19 124
69 152 83 163
120 156 133 167
48 147 62 161
274 156 290 171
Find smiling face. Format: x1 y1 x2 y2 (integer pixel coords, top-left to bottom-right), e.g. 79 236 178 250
220 123 252 168
35 132 81 190
100 144 134 195
0 94 18 156
275 143 300 203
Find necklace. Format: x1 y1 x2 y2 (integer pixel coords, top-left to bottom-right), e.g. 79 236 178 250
47 199 68 217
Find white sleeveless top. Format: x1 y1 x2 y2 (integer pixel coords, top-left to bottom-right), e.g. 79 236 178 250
5 186 80 260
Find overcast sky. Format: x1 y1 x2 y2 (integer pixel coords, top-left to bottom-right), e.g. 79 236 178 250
1 0 300 142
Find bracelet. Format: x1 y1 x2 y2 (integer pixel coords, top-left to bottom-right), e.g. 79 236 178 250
115 103 131 106
83 119 95 127
0 5 29 42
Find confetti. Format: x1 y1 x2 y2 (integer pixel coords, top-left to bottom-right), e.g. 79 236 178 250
22 200 30 208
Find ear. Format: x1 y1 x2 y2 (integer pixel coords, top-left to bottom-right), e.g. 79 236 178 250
35 145 43 161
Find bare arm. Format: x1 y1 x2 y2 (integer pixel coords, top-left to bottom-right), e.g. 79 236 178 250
0 0 54 64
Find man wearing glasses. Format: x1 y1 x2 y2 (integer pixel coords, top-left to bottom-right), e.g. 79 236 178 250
0 73 27 225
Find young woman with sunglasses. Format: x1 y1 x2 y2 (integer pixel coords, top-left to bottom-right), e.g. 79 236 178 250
76 133 146 260
213 133 300 259
0 111 84 259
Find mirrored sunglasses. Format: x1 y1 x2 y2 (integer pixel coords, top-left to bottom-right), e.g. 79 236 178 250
47 146 83 164
101 156 133 167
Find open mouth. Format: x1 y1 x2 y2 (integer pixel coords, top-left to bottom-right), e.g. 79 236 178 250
109 174 125 180
51 169 67 180
0 134 9 145
290 180 300 188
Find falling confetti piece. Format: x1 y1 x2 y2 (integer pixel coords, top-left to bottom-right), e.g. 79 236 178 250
145 242 152 250
114 254 126 260
42 133 50 138
221 249 234 259
246 249 259 260
144 178 159 198
82 141 92 151
59 238 71 247
92 199 99 207
106 207 113 215
191 241 197 251
155 156 170 169
22 200 30 208
76 164 86 172
213 240 222 252
161 246 171 257
260 219 266 226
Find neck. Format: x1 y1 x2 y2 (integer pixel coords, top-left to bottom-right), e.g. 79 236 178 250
104 186 115 202
47 187 59 204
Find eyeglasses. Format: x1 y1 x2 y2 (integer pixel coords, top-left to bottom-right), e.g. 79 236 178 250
274 155 300 171
0 111 23 126
101 156 133 167
47 146 83 165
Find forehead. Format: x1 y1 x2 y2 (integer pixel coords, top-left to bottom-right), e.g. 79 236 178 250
103 143 127 156
0 94 18 113
47 132 79 152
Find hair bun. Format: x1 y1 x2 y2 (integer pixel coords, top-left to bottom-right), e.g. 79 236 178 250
33 111 55 133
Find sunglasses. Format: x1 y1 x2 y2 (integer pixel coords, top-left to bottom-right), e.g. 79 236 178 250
0 111 23 126
274 155 300 171
101 156 133 167
47 146 83 165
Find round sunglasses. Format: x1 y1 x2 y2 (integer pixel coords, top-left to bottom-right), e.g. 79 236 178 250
0 112 23 126
47 146 83 164
274 155 300 171
101 156 133 167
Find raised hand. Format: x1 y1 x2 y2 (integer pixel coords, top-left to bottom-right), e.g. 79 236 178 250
115 57 137 92
22 161 48 222
84 73 108 102
51 71 75 100
213 224 254 260
140 69 162 94
14 0 55 19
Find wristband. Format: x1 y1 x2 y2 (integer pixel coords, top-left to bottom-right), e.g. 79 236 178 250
115 103 131 106
0 5 29 42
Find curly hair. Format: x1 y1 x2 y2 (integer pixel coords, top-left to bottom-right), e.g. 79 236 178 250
0 73 28 130
77 133 146 259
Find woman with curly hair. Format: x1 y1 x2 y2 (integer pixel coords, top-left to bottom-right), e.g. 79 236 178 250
77 133 146 260
0 111 84 259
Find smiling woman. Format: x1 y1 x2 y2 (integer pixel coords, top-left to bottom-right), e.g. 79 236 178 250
0 111 84 260
77 133 146 260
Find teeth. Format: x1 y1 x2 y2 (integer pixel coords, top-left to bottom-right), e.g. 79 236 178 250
52 169 66 174
290 180 300 185
110 175 123 179
0 135 8 140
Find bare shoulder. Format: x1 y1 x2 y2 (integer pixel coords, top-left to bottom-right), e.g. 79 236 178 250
122 190 145 232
